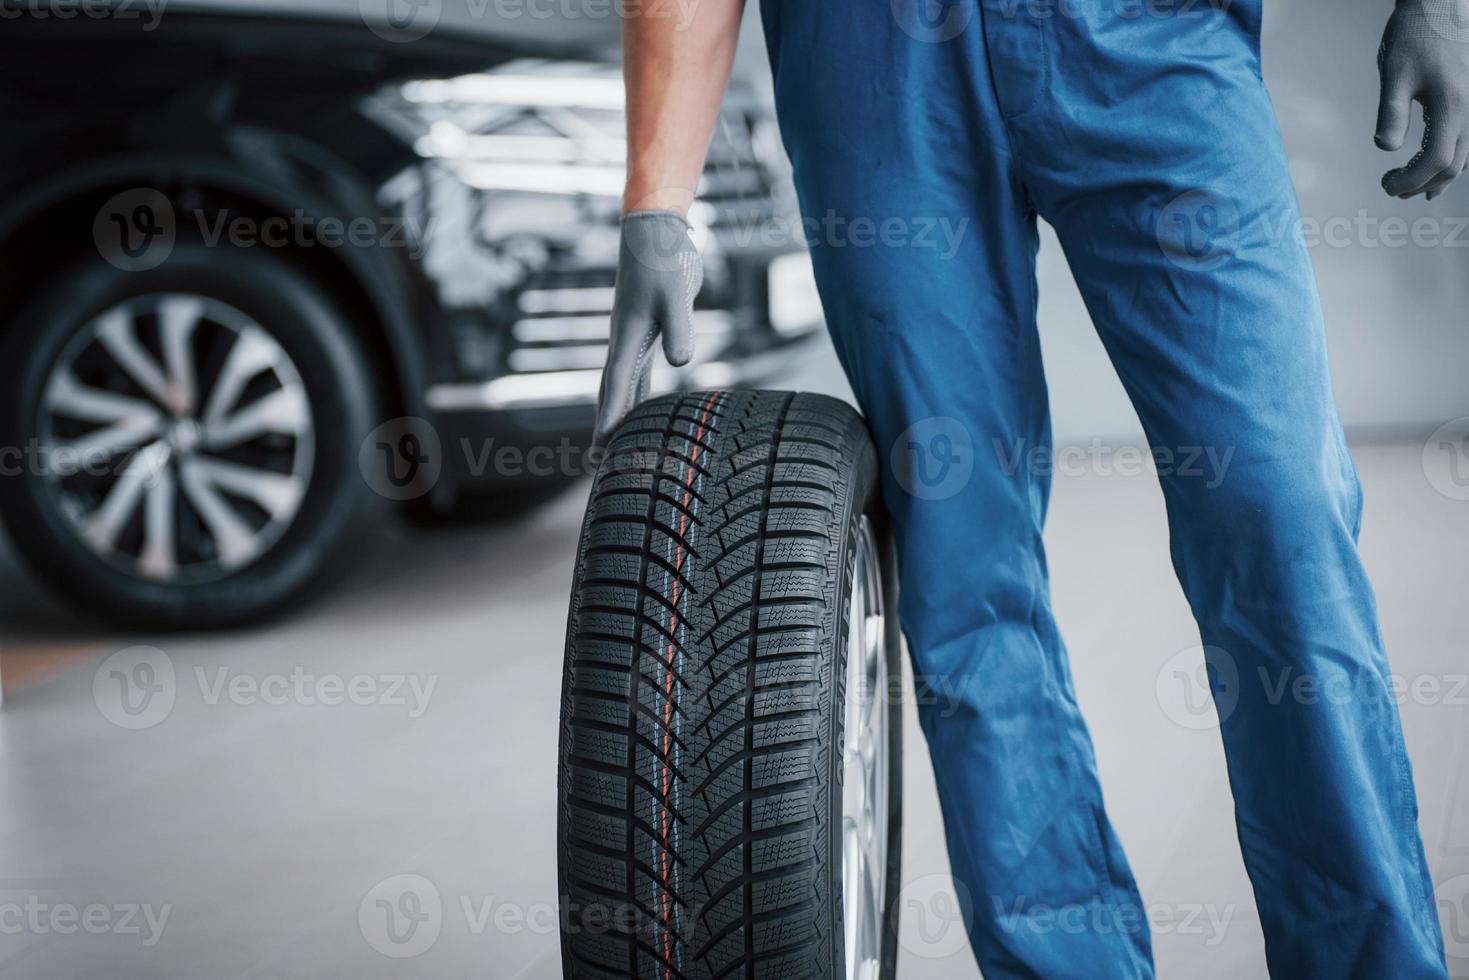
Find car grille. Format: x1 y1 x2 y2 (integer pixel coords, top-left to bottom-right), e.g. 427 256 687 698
508 268 737 375
367 60 804 397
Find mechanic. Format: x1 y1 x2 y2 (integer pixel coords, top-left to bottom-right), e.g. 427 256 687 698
593 0 1463 974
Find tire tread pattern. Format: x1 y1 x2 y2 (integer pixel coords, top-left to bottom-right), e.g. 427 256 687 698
559 390 874 980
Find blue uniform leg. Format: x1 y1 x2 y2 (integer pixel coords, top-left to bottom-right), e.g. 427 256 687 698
762 0 1446 974
762 4 1155 976
1003 1 1447 974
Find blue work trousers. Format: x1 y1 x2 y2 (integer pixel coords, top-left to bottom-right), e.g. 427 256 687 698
761 0 1448 974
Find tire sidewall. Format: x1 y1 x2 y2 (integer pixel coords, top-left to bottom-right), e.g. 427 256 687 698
0 241 376 627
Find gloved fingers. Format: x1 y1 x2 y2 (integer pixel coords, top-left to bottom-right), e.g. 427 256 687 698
1422 136 1469 200
1382 95 1460 197
593 210 703 451
1375 54 1415 152
592 318 657 450
658 304 694 367
658 253 702 367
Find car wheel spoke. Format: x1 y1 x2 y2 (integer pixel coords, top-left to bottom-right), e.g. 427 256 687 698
138 467 178 579
179 457 262 569
159 295 203 416
202 326 282 429
185 455 306 520
45 369 162 426
203 381 310 449
41 294 314 583
96 307 175 411
80 441 169 555
57 416 166 471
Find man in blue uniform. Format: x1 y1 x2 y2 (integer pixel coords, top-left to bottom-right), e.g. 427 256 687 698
594 1 1464 974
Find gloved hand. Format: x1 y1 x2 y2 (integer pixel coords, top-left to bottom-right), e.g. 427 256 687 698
1376 0 1469 199
592 211 703 449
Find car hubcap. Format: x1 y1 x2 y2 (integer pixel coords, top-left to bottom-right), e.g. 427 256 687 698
843 515 889 980
37 294 314 583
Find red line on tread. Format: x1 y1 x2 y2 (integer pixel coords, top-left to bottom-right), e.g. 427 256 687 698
659 390 721 979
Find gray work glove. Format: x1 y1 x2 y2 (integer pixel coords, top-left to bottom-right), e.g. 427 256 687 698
1377 0 1469 199
592 211 703 449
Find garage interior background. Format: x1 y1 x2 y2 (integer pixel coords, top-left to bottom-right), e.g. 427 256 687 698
1 1 1467 978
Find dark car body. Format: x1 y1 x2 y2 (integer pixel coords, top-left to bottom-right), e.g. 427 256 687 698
0 6 818 507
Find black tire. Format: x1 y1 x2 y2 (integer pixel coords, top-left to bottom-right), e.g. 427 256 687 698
0 241 377 629
558 390 903 979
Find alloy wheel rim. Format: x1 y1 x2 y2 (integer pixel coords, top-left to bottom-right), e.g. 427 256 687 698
37 293 314 584
842 514 889 980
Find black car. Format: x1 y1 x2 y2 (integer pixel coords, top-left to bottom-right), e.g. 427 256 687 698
0 8 821 627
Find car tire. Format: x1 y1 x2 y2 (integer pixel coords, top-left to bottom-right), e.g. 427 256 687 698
558 390 902 980
0 241 377 629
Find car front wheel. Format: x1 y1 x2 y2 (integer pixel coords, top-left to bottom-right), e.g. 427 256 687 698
0 241 376 628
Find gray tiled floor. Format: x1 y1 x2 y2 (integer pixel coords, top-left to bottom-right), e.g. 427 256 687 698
1 438 1466 979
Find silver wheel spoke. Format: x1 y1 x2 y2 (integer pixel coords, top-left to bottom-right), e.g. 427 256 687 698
80 441 170 555
202 326 282 429
185 455 306 520
203 382 310 448
159 295 203 416
179 457 262 568
97 307 175 412
45 369 161 425
138 468 178 579
42 294 314 583
56 416 165 472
